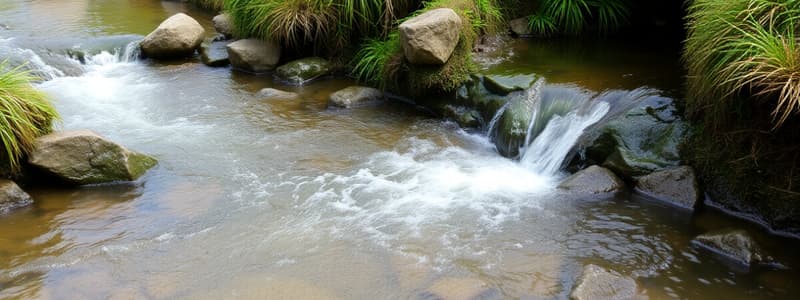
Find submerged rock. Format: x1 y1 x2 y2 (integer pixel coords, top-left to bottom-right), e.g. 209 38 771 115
199 39 230 67
569 265 637 300
635 166 700 209
399 8 462 65
140 13 205 59
258 88 299 100
212 14 233 38
275 57 332 85
420 277 500 300
510 18 532 37
558 166 625 195
226 39 281 73
0 180 33 213
28 130 158 185
693 229 774 267
328 86 383 108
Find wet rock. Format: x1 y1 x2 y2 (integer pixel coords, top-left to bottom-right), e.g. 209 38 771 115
199 39 230 67
441 105 481 128
420 277 500 300
635 166 700 209
212 13 233 38
491 90 535 158
399 8 462 65
483 73 538 95
328 86 384 108
140 13 205 59
693 229 774 267
275 57 332 85
226 39 281 73
510 18 532 37
28 130 158 185
0 180 33 213
570 265 637 300
585 98 688 178
558 166 625 195
258 88 299 100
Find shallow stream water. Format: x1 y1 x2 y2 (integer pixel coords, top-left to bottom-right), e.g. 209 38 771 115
1 1 799 299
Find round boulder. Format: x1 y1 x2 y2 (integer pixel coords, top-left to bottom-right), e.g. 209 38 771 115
140 13 205 59
399 8 462 65
28 130 158 185
212 14 234 38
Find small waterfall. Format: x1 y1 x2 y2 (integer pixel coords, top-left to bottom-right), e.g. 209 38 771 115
486 78 654 176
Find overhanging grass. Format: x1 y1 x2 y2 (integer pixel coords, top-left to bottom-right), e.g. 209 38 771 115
189 0 226 11
684 0 800 129
0 61 59 174
525 0 630 36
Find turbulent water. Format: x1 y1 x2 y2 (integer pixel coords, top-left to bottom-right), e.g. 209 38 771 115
2 1 800 299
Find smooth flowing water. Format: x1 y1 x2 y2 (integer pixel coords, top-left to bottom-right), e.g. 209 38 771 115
2 1 800 299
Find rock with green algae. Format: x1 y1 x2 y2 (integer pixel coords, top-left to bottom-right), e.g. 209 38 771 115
583 97 688 178
482 73 538 95
275 57 332 85
28 130 157 185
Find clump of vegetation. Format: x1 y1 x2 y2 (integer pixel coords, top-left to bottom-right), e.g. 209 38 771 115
351 0 502 94
684 0 800 128
225 0 416 53
0 61 59 174
526 0 631 36
190 0 226 12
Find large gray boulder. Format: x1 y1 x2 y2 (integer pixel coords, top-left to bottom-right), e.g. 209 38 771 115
140 13 205 59
328 86 383 108
212 14 234 38
693 230 774 267
28 130 158 185
559 166 625 195
226 39 281 73
0 180 33 212
635 166 700 209
570 265 637 300
275 57 332 85
399 8 462 65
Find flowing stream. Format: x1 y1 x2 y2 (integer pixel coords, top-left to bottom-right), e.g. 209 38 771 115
1 1 800 299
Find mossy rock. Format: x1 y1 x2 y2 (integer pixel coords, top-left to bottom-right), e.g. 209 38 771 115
584 97 688 178
28 130 157 185
275 57 332 85
491 91 534 158
482 73 538 95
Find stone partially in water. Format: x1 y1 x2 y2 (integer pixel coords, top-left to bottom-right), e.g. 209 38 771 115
0 180 33 213
28 130 158 185
585 98 688 178
226 39 281 73
328 86 384 108
420 277 500 300
258 88 299 100
492 90 535 158
483 74 538 95
399 8 462 65
558 166 625 195
275 57 332 85
441 105 481 128
510 18 532 37
635 166 700 210
199 39 230 67
693 229 773 267
212 14 233 38
140 13 205 59
569 265 637 300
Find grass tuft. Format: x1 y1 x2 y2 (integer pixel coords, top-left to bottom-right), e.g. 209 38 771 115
0 60 59 174
526 0 630 36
